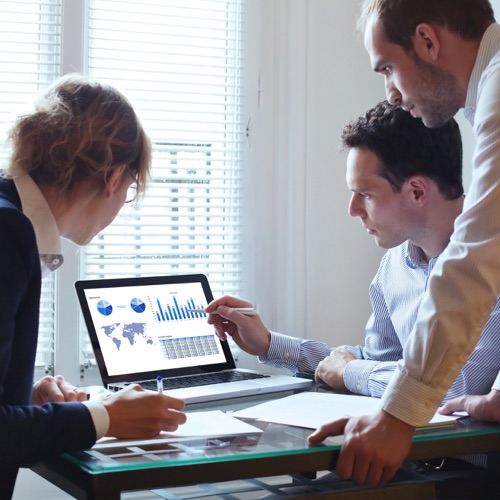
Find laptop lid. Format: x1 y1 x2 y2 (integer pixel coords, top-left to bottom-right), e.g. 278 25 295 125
75 274 238 387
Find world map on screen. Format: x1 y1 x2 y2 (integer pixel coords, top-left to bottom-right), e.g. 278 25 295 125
100 323 155 351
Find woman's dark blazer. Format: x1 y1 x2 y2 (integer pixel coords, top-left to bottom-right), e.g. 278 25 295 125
0 179 96 499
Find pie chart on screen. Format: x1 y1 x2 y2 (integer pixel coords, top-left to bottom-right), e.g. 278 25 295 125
130 297 146 313
97 299 113 316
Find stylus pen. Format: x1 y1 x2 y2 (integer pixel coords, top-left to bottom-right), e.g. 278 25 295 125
156 375 163 394
187 307 257 316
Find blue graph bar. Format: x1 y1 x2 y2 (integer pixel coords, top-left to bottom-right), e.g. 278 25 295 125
155 296 207 322
156 299 165 322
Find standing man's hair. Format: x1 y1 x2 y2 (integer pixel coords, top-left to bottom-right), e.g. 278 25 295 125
340 101 463 200
359 0 495 52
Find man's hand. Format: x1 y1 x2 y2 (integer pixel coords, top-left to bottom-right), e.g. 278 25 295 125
205 295 271 357
439 389 500 422
308 410 415 485
102 384 187 439
314 350 355 390
32 375 87 404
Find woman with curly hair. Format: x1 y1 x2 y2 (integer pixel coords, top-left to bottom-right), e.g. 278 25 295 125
0 74 186 499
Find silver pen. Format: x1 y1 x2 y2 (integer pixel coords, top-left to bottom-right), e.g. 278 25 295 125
187 307 257 316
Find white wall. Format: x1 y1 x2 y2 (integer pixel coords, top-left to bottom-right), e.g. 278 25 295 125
304 1 386 345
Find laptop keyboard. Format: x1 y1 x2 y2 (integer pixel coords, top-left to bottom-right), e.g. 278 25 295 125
140 371 270 391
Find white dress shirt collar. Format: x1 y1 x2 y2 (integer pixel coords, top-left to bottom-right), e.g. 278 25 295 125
13 174 64 275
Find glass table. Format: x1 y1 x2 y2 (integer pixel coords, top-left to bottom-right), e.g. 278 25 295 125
31 415 500 499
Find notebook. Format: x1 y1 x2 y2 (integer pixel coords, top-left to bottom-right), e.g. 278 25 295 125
75 274 312 404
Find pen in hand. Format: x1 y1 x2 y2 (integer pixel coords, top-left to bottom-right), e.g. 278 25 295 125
187 307 257 316
157 375 163 394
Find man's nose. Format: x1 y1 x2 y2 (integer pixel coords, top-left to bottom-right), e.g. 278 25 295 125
386 81 402 106
348 197 364 218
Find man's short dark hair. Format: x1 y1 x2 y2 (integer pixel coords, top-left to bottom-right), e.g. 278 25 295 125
340 101 464 200
359 0 495 52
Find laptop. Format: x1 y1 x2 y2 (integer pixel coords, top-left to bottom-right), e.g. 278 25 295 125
75 274 312 404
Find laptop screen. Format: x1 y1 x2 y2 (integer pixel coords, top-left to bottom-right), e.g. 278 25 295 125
75 274 235 384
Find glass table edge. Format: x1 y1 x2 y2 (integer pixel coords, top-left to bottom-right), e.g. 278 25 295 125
61 420 500 474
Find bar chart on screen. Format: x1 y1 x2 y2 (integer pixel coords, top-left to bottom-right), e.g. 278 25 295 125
154 295 207 322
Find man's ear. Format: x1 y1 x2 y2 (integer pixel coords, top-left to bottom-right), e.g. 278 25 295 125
405 176 428 204
106 166 126 198
413 23 441 62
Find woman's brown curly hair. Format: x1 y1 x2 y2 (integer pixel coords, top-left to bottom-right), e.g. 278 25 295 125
6 73 151 200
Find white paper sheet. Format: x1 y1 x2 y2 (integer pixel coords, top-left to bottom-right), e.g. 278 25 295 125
95 410 263 449
170 409 264 437
232 392 463 430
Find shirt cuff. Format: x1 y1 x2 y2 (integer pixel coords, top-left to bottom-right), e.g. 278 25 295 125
343 360 378 396
82 400 110 439
259 331 302 371
380 367 444 427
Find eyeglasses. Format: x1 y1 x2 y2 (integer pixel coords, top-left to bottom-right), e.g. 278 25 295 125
124 168 138 204
125 183 137 204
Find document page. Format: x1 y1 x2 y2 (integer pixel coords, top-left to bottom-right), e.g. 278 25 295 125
95 410 263 449
232 392 463 430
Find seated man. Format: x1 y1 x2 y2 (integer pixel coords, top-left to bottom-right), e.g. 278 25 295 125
206 101 500 405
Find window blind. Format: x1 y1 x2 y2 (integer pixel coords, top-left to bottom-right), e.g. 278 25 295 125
81 0 245 362
0 0 62 371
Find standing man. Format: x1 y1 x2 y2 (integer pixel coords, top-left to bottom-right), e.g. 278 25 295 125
308 0 500 486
